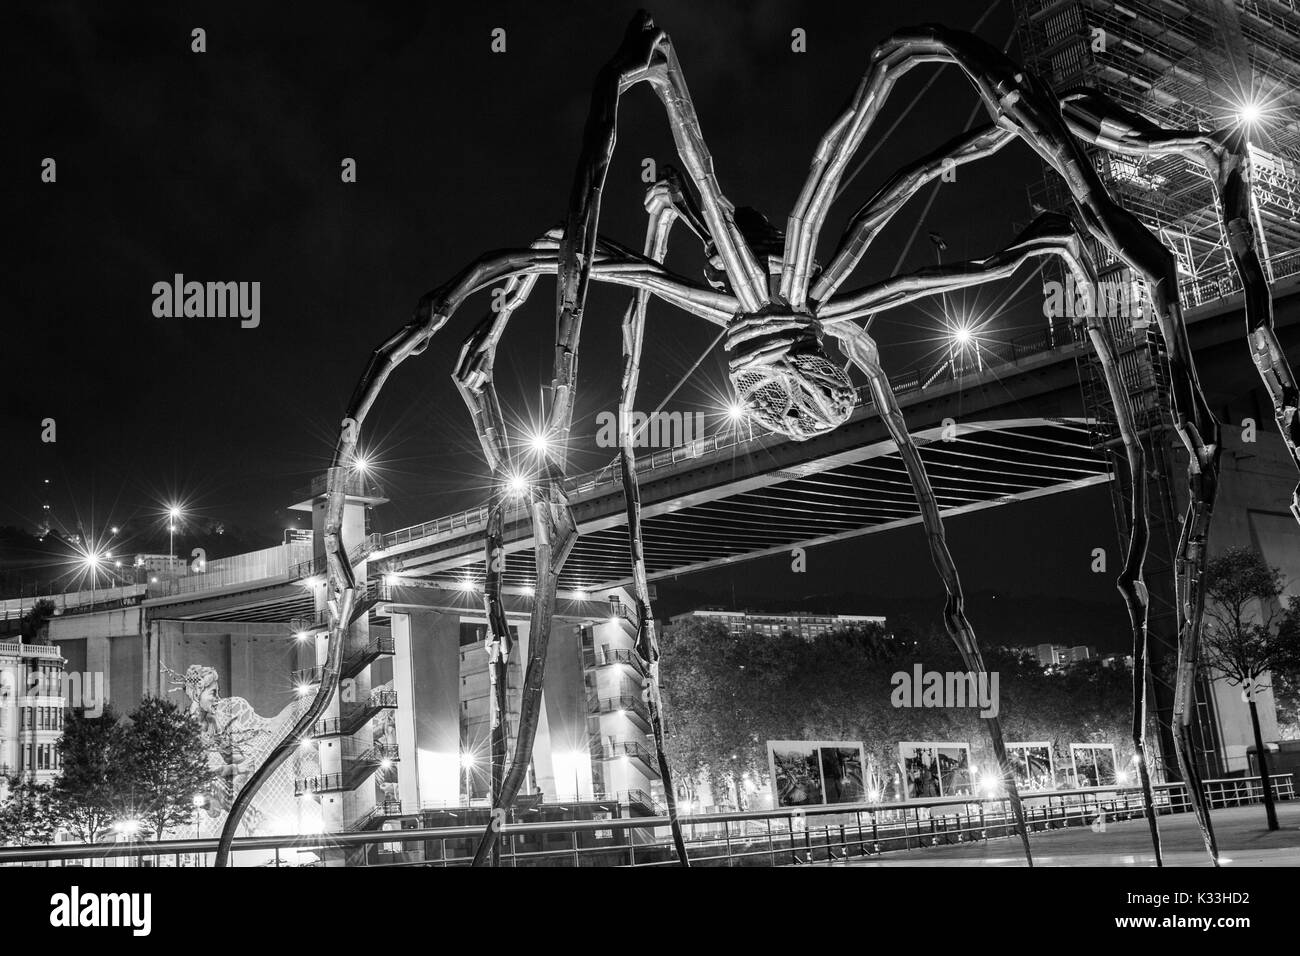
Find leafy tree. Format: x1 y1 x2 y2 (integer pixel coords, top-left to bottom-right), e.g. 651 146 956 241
121 697 216 840
659 616 1137 806
51 705 130 843
1202 547 1298 831
19 598 55 643
0 775 56 846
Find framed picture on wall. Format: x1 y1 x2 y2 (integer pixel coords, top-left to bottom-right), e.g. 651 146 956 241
1007 741 1056 790
899 741 972 800
1070 743 1118 788
767 740 867 808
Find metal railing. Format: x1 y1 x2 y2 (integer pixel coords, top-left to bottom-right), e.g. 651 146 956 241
0 774 1290 867
595 647 648 675
377 326 1073 552
342 635 395 679
313 689 399 737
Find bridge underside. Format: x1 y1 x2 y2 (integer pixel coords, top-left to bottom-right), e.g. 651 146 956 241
394 418 1107 593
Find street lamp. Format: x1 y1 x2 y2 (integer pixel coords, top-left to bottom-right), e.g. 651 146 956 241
192 794 205 843
460 752 476 805
167 505 183 572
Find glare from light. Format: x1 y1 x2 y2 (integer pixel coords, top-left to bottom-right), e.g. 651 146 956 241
353 454 371 474
1116 770 1131 786
460 752 476 769
299 739 315 751
167 505 183 521
1238 100 1262 124
456 577 479 593
295 684 311 697
725 400 746 423
114 819 141 837
294 630 309 642
521 585 535 596
505 472 531 497
952 325 974 347
110 526 119 535
573 589 590 601
380 759 392 770
526 429 553 456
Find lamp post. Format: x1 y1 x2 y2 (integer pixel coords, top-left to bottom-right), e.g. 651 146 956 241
191 794 205 865
167 505 183 574
460 752 474 806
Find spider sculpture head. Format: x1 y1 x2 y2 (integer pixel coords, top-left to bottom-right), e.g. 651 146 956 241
725 307 856 441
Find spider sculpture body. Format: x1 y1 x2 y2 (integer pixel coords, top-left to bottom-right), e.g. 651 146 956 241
216 11 1296 868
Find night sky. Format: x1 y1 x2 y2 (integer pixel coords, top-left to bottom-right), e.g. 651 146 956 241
5 1 1127 632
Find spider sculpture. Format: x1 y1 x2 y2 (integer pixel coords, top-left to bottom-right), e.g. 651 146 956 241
216 11 1295 868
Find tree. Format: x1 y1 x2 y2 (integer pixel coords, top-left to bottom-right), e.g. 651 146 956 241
659 615 1138 806
0 775 56 846
121 697 216 840
51 705 130 843
1201 547 1297 831
19 598 55 644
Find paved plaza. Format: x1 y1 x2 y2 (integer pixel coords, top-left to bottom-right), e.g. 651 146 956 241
845 802 1300 866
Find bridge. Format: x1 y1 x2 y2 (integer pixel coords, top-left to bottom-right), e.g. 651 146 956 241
118 270 1300 619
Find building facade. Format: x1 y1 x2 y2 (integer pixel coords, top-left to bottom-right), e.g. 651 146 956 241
0 641 67 783
667 607 887 641
1013 0 1299 777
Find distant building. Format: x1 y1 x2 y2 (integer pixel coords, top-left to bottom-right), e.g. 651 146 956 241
1028 643 1098 668
666 607 886 641
0 640 67 782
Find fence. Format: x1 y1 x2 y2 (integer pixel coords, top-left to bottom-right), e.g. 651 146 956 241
1 773 1289 868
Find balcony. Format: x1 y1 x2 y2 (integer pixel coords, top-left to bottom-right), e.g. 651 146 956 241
342 634 395 681
292 470 386 504
618 788 662 817
599 740 661 778
294 743 398 796
314 689 398 737
594 695 651 733
347 800 408 831
594 646 647 677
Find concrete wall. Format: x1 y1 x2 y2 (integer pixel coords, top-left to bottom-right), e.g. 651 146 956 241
153 620 300 718
49 605 143 712
1172 375 1296 771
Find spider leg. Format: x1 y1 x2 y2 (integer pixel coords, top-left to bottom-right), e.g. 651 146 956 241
815 25 1221 861
827 318 1034 867
567 11 767 313
822 212 1105 322
474 12 764 864
1062 91 1300 525
830 211 1167 862
811 123 1016 305
212 243 735 867
618 185 692 865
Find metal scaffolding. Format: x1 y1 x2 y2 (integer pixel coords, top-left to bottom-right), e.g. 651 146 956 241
1016 0 1300 305
1015 0 1300 780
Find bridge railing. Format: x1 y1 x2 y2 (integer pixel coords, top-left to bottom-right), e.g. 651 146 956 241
3 774 1288 868
378 325 1071 552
